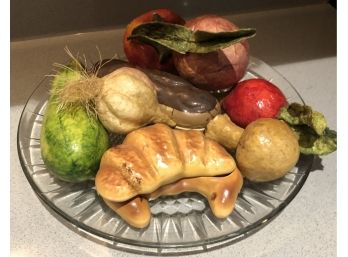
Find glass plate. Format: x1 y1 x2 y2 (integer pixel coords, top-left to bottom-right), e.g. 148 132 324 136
17 57 313 255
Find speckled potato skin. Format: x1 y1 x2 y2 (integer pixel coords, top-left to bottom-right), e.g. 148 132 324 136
236 118 300 182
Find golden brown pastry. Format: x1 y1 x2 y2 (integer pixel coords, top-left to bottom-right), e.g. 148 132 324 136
102 196 150 228
103 168 243 228
149 167 243 218
95 123 236 202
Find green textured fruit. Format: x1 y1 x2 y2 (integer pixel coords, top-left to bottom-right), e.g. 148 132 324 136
40 67 109 182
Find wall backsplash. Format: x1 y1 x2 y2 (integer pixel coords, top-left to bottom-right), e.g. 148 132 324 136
11 0 326 40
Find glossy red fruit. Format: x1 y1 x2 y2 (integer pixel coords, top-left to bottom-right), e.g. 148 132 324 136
123 9 185 72
222 78 287 128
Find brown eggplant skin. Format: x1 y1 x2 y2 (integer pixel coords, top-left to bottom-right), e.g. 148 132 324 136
94 59 221 129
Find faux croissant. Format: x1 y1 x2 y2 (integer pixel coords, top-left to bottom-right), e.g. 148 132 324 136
101 168 243 228
95 123 236 202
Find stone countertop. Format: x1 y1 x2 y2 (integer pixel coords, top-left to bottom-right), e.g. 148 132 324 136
11 4 336 257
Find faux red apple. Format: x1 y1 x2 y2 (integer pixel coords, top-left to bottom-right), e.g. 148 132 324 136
222 78 287 128
123 9 185 72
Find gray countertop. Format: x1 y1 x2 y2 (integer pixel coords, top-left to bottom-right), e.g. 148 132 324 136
11 4 336 257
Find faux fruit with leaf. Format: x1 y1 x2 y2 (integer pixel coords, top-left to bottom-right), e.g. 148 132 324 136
126 11 256 91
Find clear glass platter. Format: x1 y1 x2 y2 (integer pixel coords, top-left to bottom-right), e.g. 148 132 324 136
17 57 313 255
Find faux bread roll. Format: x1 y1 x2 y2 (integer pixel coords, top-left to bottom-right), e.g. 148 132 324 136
96 123 236 202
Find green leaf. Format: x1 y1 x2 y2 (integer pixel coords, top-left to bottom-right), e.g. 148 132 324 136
128 21 256 54
292 126 337 155
278 103 327 136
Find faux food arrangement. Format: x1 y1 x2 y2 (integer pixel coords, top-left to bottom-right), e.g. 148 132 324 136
17 8 336 253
